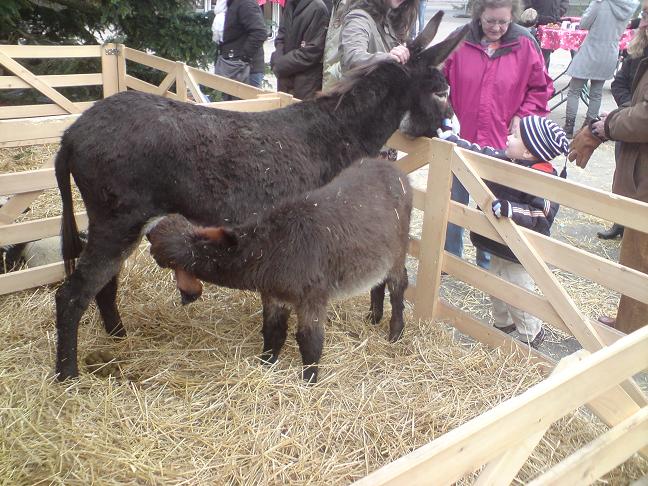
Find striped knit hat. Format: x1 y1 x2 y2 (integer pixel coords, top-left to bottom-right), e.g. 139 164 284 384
520 115 569 161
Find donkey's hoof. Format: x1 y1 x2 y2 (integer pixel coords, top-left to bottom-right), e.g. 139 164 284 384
84 350 121 378
260 352 278 366
302 366 318 384
366 310 383 325
388 328 404 343
55 365 80 381
180 290 201 306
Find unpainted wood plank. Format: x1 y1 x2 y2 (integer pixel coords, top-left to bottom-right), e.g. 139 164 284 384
457 148 648 234
0 157 55 225
0 51 80 114
413 140 454 321
528 407 648 485
0 212 88 246
182 65 207 103
0 168 56 194
451 202 648 306
0 137 60 149
0 73 103 89
474 350 591 486
0 114 79 143
124 75 179 99
0 45 101 59
452 150 606 351
0 102 94 120
101 43 119 98
155 70 177 96
352 326 648 486
187 65 262 99
0 261 66 295
123 47 176 74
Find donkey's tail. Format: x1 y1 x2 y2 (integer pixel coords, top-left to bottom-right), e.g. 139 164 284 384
54 142 82 277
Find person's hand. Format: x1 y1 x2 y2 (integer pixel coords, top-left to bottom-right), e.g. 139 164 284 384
436 128 455 140
388 44 410 64
492 199 513 218
591 114 607 140
509 116 521 135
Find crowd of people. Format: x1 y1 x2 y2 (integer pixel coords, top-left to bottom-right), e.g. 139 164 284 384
203 0 648 341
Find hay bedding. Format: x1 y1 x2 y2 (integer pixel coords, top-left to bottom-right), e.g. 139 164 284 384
2 246 647 485
2 145 647 484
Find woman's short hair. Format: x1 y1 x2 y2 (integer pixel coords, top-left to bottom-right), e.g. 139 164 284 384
471 0 521 22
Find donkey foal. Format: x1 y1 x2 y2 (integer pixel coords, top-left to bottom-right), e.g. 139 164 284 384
147 160 412 383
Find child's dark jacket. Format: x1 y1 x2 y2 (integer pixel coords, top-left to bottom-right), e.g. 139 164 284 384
446 134 560 263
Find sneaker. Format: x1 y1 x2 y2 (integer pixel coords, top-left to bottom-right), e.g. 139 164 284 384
494 323 516 334
520 327 545 349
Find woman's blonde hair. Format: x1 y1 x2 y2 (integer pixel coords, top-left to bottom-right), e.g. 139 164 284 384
626 25 648 59
471 0 521 22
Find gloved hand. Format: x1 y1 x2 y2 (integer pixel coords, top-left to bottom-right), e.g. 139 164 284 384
492 199 512 218
436 127 455 140
568 124 603 169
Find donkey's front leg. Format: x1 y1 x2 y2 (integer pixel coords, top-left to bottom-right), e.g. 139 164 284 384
295 296 327 384
260 293 291 365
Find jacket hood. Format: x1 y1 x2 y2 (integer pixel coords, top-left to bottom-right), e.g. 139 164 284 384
608 0 639 21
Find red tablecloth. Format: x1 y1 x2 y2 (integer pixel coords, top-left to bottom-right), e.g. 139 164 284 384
537 25 636 51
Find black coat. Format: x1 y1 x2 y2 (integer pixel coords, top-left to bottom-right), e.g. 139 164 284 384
611 46 648 107
270 0 330 100
220 0 267 62
524 0 569 25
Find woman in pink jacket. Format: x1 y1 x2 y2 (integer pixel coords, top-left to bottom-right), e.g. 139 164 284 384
443 0 553 269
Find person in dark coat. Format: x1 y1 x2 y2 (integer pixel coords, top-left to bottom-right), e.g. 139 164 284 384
214 0 267 99
270 0 331 100
523 0 570 68
596 2 648 239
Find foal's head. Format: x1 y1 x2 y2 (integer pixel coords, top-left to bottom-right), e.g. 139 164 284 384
399 12 468 138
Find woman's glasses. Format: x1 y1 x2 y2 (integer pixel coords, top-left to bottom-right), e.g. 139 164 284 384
641 10 648 19
482 17 512 27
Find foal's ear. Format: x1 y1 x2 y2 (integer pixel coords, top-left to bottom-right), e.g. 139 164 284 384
417 24 469 67
409 10 444 55
194 226 238 247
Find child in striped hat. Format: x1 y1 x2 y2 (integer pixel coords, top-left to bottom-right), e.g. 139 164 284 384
437 115 569 349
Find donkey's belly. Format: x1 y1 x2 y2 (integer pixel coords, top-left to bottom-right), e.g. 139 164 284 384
329 260 392 301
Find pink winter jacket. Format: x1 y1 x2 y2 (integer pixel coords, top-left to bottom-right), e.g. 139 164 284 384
444 22 553 148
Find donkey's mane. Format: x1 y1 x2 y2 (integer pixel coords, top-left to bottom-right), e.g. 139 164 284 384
317 60 409 101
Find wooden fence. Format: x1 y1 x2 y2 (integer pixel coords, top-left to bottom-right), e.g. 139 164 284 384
1 43 647 484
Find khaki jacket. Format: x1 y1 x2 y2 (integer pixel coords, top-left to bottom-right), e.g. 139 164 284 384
605 58 648 202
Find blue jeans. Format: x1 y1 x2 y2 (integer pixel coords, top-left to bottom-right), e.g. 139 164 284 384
445 175 491 269
248 72 264 89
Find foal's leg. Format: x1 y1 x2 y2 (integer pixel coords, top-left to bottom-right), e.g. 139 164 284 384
386 265 408 342
55 223 140 380
368 282 386 324
295 296 327 384
260 293 291 365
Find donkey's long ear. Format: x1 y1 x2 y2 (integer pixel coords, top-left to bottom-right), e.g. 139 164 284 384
195 226 238 247
417 24 469 67
408 11 444 56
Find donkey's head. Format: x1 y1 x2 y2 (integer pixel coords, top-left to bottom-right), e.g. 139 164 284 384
399 12 468 138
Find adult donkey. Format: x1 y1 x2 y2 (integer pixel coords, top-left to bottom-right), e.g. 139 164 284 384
54 12 467 380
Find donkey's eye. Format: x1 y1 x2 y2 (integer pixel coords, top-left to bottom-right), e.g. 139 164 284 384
434 90 449 98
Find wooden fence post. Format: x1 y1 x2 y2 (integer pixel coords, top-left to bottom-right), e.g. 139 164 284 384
101 43 119 98
176 61 187 101
413 139 454 322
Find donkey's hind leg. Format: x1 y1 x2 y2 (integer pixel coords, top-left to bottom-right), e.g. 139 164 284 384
96 275 126 337
386 265 408 342
260 293 291 365
295 296 327 384
55 225 139 380
367 282 387 324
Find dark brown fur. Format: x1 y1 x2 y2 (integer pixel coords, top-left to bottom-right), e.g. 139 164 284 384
53 13 467 380
148 160 412 383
